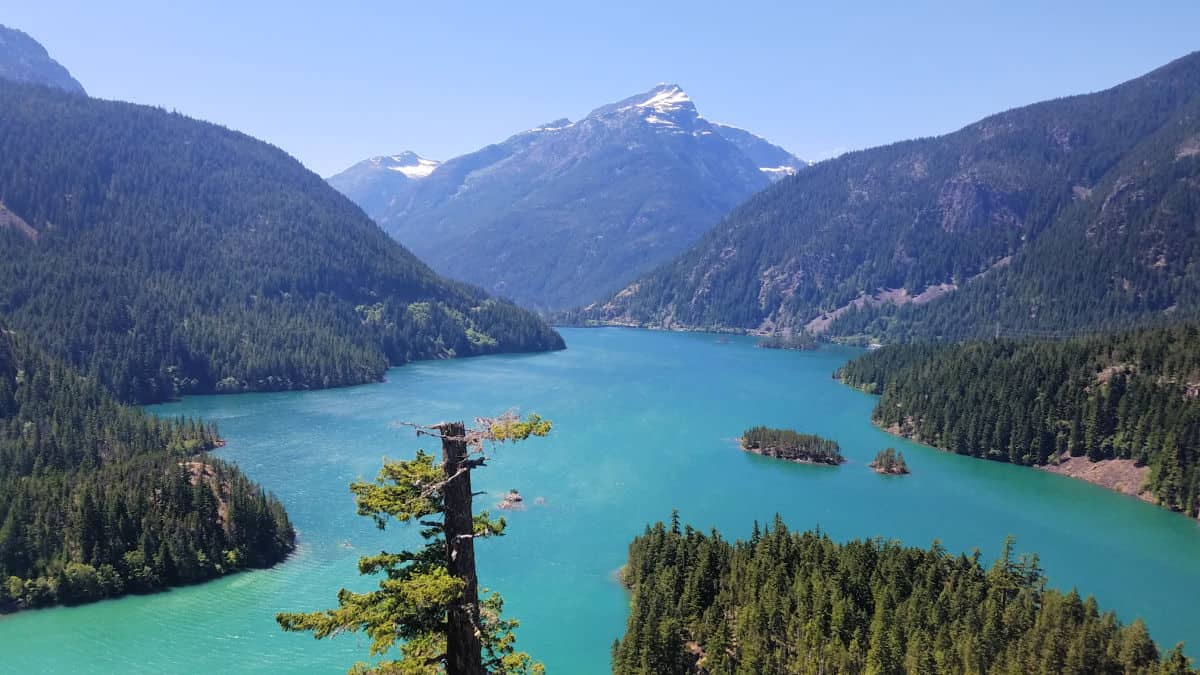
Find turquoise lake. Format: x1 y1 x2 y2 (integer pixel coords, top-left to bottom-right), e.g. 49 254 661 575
2 327 1199 672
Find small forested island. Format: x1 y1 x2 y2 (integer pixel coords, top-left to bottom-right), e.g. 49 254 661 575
869 447 910 474
755 331 818 351
837 324 1200 519
613 514 1197 674
740 426 844 465
0 330 294 612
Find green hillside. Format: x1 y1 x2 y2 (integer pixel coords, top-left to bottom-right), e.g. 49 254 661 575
579 52 1200 341
0 78 563 404
0 328 294 611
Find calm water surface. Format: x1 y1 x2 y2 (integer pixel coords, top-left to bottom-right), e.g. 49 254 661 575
2 328 1198 672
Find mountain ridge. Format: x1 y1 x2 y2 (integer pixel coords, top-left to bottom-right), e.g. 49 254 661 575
0 24 85 94
0 77 563 404
329 83 805 310
575 51 1200 339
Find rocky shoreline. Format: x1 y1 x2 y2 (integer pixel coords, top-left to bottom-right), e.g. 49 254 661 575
872 419 1200 519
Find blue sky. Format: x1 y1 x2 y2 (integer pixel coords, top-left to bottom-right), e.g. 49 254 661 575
8 1 1199 176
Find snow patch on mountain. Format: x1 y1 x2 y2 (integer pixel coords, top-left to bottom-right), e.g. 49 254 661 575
530 118 576 133
364 153 441 179
387 156 440 178
760 165 798 178
633 85 692 113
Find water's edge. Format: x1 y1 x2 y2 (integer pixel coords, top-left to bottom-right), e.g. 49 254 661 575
1 328 1196 673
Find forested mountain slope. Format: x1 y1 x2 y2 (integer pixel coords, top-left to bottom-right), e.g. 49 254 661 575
580 52 1200 338
0 78 563 404
837 323 1200 518
0 328 294 611
614 516 1196 674
0 25 84 95
839 89 1200 340
331 84 805 310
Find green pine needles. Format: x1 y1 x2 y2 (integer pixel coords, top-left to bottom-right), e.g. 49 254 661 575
277 413 550 675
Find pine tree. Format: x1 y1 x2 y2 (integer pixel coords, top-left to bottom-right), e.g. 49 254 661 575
277 413 551 675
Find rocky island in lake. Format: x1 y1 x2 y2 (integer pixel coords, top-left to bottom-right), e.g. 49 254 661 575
740 427 844 465
498 489 526 510
869 448 910 475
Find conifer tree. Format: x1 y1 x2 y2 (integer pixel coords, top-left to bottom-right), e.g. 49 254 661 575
277 412 551 675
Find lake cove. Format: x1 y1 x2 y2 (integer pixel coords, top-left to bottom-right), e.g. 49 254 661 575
1 328 1197 673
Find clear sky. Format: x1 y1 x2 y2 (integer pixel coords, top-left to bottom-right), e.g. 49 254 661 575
7 1 1200 176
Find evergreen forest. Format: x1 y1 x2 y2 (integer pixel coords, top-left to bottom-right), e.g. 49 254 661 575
0 78 563 405
613 515 1196 674
837 324 1200 517
0 328 294 611
741 427 844 465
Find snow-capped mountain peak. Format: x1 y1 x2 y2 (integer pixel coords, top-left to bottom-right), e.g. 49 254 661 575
585 83 699 123
369 151 441 179
328 85 809 308
632 84 691 114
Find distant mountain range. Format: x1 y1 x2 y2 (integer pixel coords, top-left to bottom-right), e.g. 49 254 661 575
0 24 84 94
0 36 562 405
329 84 806 310
576 52 1200 341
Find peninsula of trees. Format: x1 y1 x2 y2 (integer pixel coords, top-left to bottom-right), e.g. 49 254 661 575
740 427 844 465
836 324 1200 518
612 514 1196 674
0 329 294 611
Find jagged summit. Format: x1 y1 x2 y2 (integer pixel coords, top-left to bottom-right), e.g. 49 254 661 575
627 83 692 114
587 83 699 123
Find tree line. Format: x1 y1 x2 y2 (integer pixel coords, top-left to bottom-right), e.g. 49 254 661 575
836 323 1200 517
741 427 844 465
613 514 1195 674
0 328 294 611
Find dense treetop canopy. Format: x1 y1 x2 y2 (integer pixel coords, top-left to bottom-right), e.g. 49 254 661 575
0 328 294 611
613 515 1196 674
740 427 844 465
0 78 563 404
838 323 1200 518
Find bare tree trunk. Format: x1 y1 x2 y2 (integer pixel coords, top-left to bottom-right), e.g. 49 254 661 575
440 421 484 675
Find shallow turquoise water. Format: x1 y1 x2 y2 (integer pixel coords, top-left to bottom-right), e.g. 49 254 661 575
2 327 1198 673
